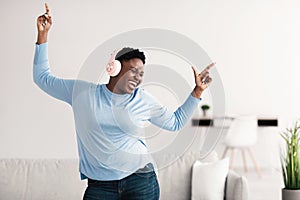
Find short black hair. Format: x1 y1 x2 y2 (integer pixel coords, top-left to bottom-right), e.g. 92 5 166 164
115 47 146 64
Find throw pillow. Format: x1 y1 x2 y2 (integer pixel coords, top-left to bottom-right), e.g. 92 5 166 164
191 158 229 200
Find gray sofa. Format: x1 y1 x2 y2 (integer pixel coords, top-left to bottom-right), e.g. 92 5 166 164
0 152 248 200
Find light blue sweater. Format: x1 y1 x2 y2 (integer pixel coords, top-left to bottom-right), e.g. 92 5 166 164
33 42 201 181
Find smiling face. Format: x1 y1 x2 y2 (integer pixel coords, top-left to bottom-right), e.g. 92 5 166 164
109 58 144 94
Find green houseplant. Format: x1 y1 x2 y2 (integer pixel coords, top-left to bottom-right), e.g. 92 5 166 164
281 121 300 200
201 104 210 117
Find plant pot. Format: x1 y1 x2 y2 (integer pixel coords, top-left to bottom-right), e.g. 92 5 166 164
282 188 300 200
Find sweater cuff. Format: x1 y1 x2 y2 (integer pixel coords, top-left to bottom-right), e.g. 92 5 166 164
190 93 202 102
34 42 48 65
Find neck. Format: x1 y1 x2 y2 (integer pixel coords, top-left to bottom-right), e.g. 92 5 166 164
106 78 122 94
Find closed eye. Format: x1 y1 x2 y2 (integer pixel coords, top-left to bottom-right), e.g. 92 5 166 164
130 68 138 73
130 68 144 77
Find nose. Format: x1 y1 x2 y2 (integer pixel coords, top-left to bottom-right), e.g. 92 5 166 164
134 73 142 82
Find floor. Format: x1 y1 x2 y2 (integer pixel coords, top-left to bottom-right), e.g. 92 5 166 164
233 167 283 200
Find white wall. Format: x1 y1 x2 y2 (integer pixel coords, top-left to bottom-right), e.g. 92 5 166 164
1 0 300 161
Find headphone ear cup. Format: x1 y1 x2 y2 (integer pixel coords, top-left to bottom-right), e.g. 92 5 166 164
113 60 122 77
106 60 122 77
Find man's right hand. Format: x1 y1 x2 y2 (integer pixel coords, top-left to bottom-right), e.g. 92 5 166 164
36 3 52 44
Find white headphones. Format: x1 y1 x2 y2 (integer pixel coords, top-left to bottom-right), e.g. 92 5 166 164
106 49 122 77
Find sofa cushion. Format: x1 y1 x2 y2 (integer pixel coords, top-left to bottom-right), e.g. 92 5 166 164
191 158 229 200
0 159 86 200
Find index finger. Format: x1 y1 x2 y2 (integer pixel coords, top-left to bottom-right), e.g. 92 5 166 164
45 3 51 16
204 62 215 71
199 62 215 76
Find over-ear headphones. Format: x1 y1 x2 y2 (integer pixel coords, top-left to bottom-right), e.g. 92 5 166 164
106 49 122 77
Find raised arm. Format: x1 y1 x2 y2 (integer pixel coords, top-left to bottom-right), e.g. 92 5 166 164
33 3 75 106
147 63 214 131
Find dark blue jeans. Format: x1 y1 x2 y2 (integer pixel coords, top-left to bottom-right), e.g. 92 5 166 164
83 166 160 200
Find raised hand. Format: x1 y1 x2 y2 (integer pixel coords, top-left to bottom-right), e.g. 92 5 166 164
36 3 52 44
191 63 215 98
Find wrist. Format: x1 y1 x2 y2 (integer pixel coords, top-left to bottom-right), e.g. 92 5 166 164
192 86 203 99
36 32 48 44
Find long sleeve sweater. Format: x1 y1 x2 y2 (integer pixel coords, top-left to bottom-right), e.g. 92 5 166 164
33 42 201 181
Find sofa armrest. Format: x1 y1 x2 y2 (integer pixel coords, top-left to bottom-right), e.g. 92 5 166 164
225 170 248 200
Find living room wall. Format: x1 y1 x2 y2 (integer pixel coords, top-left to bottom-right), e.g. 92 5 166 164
1 0 299 166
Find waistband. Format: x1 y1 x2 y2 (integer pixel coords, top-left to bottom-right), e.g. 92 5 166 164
87 163 154 184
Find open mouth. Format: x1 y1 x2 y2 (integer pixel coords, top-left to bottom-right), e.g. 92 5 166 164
128 80 138 89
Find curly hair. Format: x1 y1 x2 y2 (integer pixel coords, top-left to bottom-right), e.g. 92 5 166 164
115 47 146 64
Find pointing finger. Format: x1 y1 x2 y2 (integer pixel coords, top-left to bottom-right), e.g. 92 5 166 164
45 3 51 16
205 62 215 71
43 3 52 25
199 62 215 76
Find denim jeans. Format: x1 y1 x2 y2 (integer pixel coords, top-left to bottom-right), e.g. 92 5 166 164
83 164 160 200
